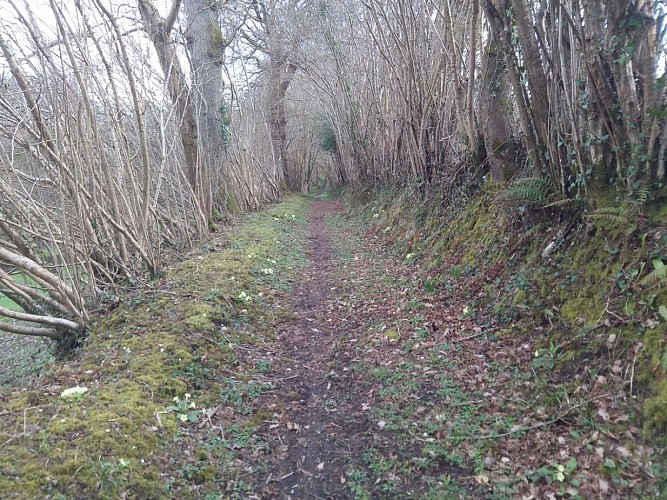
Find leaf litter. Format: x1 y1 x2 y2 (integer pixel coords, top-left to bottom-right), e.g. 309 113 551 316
228 198 660 498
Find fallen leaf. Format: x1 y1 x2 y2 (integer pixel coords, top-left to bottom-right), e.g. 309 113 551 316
599 478 609 493
616 445 631 457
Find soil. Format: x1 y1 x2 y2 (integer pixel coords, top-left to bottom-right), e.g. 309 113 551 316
260 199 369 497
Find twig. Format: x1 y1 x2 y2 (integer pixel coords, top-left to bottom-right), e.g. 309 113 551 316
266 471 293 483
461 393 612 440
452 331 485 343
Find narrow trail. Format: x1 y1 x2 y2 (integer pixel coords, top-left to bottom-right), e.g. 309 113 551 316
261 199 368 498
256 199 475 498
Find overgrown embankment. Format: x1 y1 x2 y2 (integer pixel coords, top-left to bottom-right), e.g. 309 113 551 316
0 195 311 498
347 184 667 493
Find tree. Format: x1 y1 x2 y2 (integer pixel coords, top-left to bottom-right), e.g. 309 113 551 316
137 0 211 217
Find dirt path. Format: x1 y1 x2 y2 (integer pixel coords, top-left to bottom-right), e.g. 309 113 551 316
232 198 656 498
261 199 368 497
255 199 475 498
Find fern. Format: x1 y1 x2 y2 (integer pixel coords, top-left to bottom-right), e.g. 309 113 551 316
498 177 554 204
584 206 632 224
641 259 667 287
543 198 579 209
633 182 650 207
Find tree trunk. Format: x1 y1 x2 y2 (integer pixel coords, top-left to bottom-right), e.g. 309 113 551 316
185 0 227 214
137 0 209 218
510 0 550 174
268 54 297 189
481 0 518 181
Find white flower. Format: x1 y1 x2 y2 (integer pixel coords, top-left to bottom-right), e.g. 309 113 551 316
373 213 380 218
60 386 88 401
185 393 191 399
463 306 471 315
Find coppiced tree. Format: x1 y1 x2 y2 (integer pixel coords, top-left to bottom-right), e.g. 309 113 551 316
0 0 209 340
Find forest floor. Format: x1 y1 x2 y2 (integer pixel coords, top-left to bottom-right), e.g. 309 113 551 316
213 198 658 498
0 195 661 498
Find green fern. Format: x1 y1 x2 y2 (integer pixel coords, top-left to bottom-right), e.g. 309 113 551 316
498 177 554 204
633 182 650 207
641 259 667 287
584 206 632 224
543 198 579 209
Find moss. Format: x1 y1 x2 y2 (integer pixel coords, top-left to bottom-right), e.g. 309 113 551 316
247 410 273 428
643 323 667 369
644 379 667 436
0 195 312 497
183 303 218 332
385 329 399 341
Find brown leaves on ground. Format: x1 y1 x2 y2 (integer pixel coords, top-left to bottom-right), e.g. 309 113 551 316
231 199 658 498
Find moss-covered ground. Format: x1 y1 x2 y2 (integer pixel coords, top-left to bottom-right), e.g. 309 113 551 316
0 195 310 498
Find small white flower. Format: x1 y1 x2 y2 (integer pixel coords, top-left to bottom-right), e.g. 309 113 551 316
373 213 380 218
60 386 88 401
463 306 471 315
185 393 191 399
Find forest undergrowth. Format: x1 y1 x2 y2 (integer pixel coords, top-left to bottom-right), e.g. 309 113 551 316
0 191 665 498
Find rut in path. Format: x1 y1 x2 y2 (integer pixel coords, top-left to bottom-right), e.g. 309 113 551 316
261 199 366 498
257 199 471 499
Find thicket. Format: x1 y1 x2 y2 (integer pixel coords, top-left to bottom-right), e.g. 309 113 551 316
0 1 666 377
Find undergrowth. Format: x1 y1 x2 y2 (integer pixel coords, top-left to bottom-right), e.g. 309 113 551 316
348 182 667 494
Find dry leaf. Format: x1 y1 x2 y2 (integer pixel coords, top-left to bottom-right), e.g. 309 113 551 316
286 421 301 431
599 478 609 493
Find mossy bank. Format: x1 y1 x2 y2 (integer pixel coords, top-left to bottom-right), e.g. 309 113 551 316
349 183 667 488
0 195 310 498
